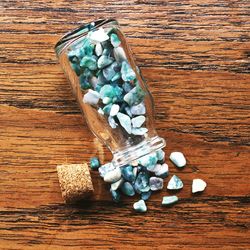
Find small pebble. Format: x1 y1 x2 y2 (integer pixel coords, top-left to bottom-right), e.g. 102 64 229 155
162 196 178 206
89 28 109 43
110 104 120 116
95 43 103 56
110 189 121 203
83 89 100 105
133 200 147 212
121 61 136 82
169 152 186 168
156 149 165 162
90 157 100 170
149 177 164 191
98 163 116 178
97 55 114 69
117 112 132 134
113 47 127 63
154 163 169 178
134 171 150 194
131 115 146 128
167 175 184 190
121 165 136 183
121 182 135 196
108 116 118 129
111 178 124 191
131 128 148 136
130 102 146 115
141 190 152 201
104 167 122 183
110 33 121 47
192 179 207 193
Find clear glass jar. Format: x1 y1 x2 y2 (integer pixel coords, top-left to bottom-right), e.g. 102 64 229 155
55 19 165 167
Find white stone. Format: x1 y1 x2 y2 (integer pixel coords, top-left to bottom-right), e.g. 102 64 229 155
83 89 100 105
169 152 186 168
113 47 127 63
111 178 124 191
88 28 109 43
133 200 147 212
154 163 169 178
98 108 104 115
108 116 117 129
110 104 120 116
104 168 122 183
89 76 98 89
131 127 148 135
130 103 146 115
131 115 146 128
95 43 103 56
103 96 111 104
133 167 138 177
192 179 207 193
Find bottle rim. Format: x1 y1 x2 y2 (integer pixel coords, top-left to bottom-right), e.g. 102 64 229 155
55 18 118 56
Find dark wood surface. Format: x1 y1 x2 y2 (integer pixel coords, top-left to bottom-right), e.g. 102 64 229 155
0 0 249 249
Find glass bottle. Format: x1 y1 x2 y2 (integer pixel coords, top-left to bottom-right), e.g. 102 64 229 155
55 19 165 167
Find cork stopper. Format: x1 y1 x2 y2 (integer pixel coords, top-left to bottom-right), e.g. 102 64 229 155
57 163 94 204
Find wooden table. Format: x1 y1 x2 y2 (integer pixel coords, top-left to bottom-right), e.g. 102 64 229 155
1 0 249 249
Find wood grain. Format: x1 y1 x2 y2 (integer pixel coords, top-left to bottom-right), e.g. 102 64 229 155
0 0 249 249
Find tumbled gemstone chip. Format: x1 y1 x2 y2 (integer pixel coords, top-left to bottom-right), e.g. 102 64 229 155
110 33 121 47
192 179 207 193
80 56 97 71
167 175 183 190
133 200 147 212
121 165 136 183
149 177 164 191
97 55 114 69
121 182 135 196
121 61 136 81
117 112 132 134
169 152 186 168
110 189 121 203
162 196 178 206
90 157 100 170
103 168 122 183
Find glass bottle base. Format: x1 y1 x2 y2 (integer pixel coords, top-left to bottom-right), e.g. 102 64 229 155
112 136 166 167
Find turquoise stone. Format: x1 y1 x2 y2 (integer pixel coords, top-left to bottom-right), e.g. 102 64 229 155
110 189 121 203
79 76 91 90
111 178 123 191
121 165 136 183
131 115 145 128
133 200 147 213
162 196 178 206
154 163 169 178
71 63 82 76
149 177 164 191
134 171 150 194
141 190 152 201
103 103 112 115
121 61 136 81
90 157 100 170
116 112 132 134
98 163 116 178
167 175 184 190
121 182 135 196
112 85 124 102
97 71 109 85
110 33 121 47
80 56 97 70
83 39 94 56
99 85 116 100
156 149 165 162
111 72 121 82
138 152 158 169
97 55 114 69
113 47 127 63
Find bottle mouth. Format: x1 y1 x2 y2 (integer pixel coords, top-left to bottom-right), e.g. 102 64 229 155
55 18 118 56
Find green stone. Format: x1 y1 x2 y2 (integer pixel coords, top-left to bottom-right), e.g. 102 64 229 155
121 61 136 81
162 196 178 206
97 55 114 69
121 182 135 196
103 103 112 115
111 72 121 82
80 56 97 70
110 33 121 48
99 85 116 100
